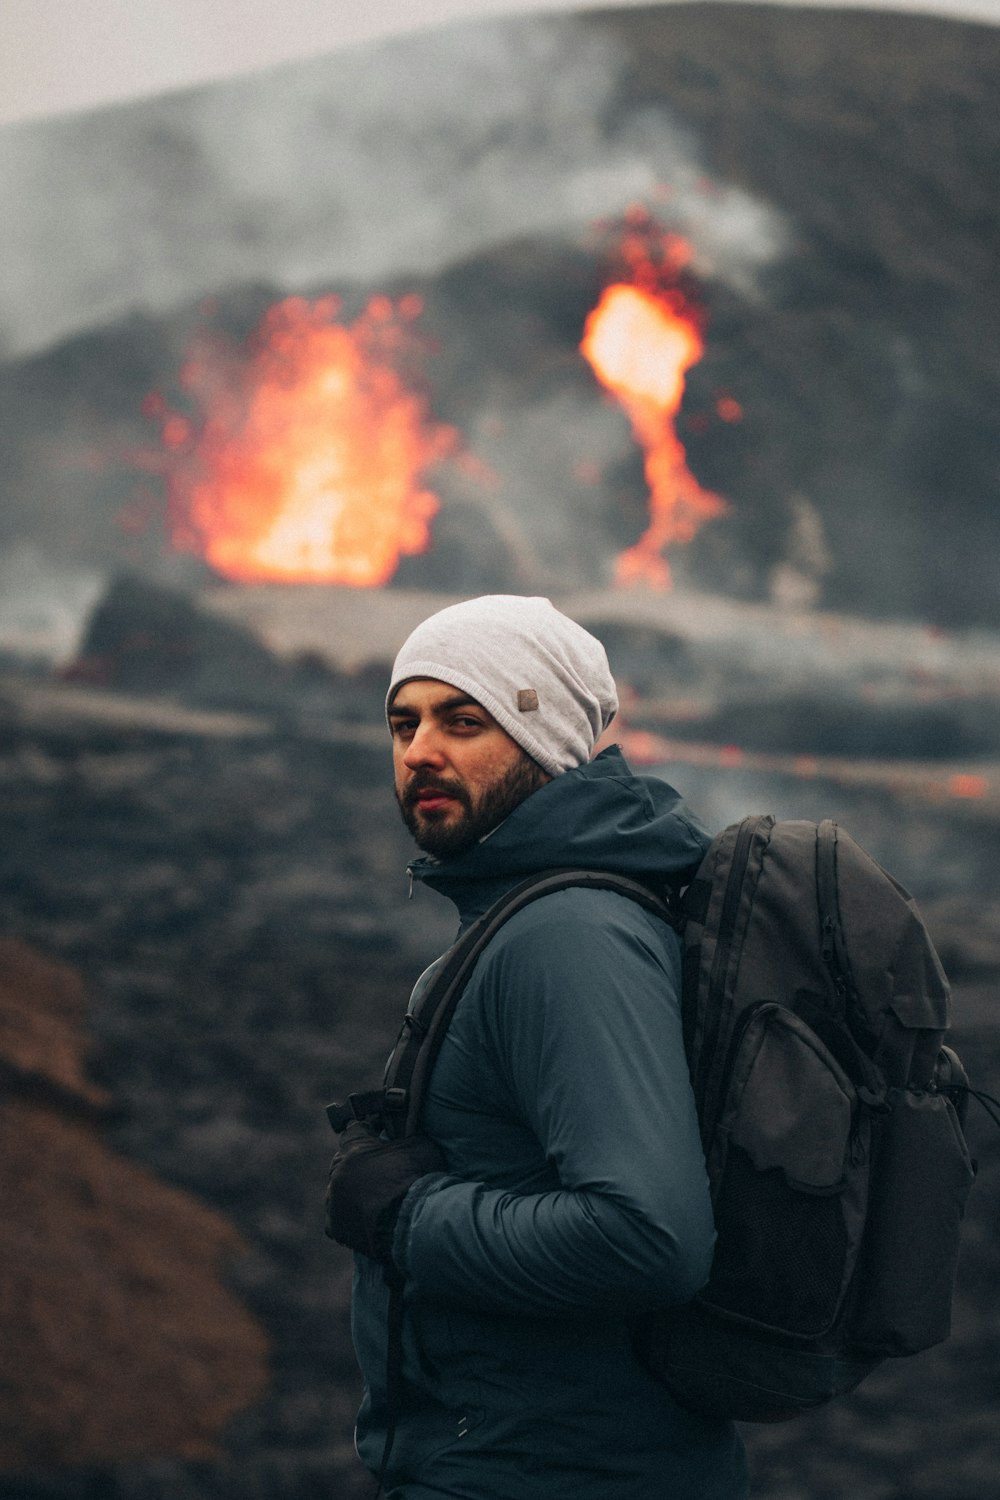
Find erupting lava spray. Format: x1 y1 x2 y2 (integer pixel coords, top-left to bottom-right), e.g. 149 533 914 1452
581 209 728 587
150 295 455 587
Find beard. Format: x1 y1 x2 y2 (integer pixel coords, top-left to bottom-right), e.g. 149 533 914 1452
396 751 549 859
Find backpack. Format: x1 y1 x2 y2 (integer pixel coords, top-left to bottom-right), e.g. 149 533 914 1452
637 815 978 1420
329 816 987 1424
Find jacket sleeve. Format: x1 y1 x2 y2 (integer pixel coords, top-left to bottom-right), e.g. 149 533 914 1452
392 890 716 1316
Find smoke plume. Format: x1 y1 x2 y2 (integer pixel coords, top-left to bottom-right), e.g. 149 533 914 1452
0 15 787 359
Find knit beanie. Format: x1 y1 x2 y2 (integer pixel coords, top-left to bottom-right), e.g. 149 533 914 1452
386 596 618 777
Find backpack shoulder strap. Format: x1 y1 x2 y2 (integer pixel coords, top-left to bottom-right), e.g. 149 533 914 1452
385 868 678 1136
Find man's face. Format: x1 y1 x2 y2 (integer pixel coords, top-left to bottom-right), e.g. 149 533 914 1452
389 678 549 859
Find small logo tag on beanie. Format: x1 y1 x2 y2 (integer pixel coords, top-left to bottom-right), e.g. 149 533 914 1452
517 689 539 712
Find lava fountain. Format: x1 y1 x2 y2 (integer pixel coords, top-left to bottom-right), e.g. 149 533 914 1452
581 211 728 587
150 294 455 587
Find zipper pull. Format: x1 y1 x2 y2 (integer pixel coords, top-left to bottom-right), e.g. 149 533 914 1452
407 871 414 900
851 1085 890 1164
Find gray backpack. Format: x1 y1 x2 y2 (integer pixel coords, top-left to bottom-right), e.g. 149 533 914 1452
331 815 986 1423
642 815 978 1419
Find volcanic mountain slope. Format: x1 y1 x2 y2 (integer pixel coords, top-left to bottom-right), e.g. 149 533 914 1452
0 938 269 1473
583 4 1000 625
1 5 999 628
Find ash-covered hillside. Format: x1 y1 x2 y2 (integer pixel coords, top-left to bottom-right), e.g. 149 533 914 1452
1 5 999 628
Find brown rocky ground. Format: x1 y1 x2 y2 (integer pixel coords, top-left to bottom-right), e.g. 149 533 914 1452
0 939 269 1474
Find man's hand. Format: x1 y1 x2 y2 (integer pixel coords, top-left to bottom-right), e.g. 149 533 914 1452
325 1121 446 1264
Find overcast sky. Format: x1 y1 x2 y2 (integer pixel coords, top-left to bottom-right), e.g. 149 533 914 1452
4 0 1000 126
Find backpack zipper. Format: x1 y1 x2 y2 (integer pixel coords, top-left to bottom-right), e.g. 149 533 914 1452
817 821 853 1006
697 816 763 1114
703 998 768 1178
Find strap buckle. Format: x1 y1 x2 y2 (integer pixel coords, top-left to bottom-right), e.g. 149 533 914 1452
325 1086 407 1133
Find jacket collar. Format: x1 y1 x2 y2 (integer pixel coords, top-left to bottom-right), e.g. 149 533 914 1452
407 745 710 929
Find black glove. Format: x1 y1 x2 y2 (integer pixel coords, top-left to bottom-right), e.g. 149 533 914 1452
324 1120 446 1263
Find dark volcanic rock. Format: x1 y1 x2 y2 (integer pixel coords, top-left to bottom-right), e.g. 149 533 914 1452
68 573 388 728
73 573 286 701
0 670 997 1499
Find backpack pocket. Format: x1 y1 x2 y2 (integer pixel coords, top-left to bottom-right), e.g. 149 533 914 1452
701 1003 869 1340
848 1086 975 1356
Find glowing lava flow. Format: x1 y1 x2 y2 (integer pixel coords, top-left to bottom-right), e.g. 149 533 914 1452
581 217 728 587
155 295 455 586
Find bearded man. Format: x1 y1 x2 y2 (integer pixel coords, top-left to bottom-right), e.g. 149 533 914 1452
326 595 748 1500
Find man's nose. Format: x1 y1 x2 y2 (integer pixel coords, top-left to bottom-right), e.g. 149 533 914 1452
402 724 446 770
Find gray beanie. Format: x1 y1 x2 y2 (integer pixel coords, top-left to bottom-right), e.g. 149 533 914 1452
386 595 618 776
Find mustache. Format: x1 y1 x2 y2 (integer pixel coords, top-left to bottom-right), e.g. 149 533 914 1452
400 774 470 814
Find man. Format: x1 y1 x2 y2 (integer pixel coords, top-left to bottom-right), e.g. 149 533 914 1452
326 595 748 1499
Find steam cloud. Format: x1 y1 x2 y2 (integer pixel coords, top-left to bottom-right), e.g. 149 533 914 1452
0 545 105 664
0 15 787 359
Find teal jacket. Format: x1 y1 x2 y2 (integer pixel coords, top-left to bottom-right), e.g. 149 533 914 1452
351 747 748 1498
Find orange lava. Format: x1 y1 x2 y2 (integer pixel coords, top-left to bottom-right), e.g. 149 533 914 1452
948 774 988 799
157 295 455 586
581 213 727 587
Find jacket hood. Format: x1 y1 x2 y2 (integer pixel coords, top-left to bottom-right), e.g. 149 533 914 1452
409 744 711 925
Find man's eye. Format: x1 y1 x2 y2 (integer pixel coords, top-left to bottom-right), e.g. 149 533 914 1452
451 716 483 730
392 720 418 737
